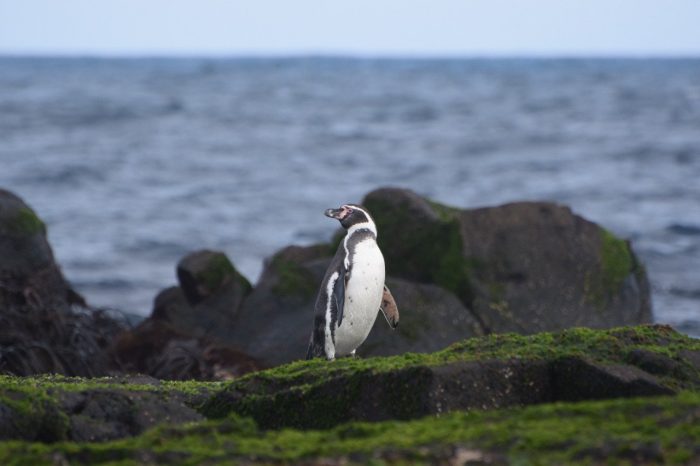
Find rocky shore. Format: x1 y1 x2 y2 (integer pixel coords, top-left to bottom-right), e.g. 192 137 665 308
2 187 697 464
1 324 699 464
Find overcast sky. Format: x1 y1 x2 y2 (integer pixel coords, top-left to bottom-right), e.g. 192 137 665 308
1 0 699 56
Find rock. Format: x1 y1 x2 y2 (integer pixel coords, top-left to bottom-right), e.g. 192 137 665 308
203 325 698 430
0 189 83 310
225 245 332 366
176 250 251 308
550 356 675 401
359 277 484 357
61 389 203 442
0 377 209 443
363 187 652 335
1 325 699 465
0 189 126 377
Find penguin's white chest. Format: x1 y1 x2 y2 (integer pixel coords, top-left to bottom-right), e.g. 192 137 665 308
334 239 385 356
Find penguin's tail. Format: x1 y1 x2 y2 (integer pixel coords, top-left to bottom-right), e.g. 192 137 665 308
306 336 326 360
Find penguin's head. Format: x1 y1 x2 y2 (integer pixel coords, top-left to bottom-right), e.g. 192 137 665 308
324 204 374 229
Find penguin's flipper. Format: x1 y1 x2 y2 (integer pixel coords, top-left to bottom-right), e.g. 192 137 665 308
334 266 346 326
380 285 399 329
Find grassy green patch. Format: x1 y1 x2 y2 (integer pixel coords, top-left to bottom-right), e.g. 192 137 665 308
1 392 698 465
0 374 224 397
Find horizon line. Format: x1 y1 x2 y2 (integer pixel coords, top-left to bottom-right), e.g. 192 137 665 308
2 50 700 60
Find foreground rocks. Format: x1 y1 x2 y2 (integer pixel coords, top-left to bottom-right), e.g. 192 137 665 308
0 325 699 465
203 324 697 429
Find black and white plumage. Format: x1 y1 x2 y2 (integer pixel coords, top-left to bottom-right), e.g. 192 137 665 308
306 204 399 360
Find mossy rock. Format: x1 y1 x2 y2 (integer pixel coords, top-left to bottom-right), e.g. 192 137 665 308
363 188 652 334
202 325 700 430
176 250 252 306
0 375 220 442
363 188 476 306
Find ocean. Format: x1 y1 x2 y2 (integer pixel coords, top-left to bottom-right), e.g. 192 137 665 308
1 57 698 335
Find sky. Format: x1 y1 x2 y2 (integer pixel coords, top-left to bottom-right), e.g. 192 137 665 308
1 0 699 57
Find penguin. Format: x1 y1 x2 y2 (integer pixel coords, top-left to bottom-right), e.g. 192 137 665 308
306 204 399 360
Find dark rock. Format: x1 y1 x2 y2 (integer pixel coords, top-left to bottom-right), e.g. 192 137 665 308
626 348 683 376
0 382 205 443
224 244 332 366
359 278 484 357
0 189 83 311
364 187 652 335
60 390 203 442
0 190 126 377
679 349 700 370
550 356 675 401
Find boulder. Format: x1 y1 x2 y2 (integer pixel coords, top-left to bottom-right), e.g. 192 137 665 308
358 277 484 357
176 250 251 308
203 325 696 430
0 189 125 377
0 189 84 310
363 187 652 334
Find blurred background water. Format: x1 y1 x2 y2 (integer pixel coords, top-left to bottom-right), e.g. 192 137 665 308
1 57 698 334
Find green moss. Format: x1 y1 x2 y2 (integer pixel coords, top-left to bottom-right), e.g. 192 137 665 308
2 207 46 236
365 196 476 308
426 199 460 222
270 256 317 299
194 254 248 293
200 324 700 427
1 392 698 465
586 229 637 307
600 228 634 293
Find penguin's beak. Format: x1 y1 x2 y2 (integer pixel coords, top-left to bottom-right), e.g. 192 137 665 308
325 207 347 220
